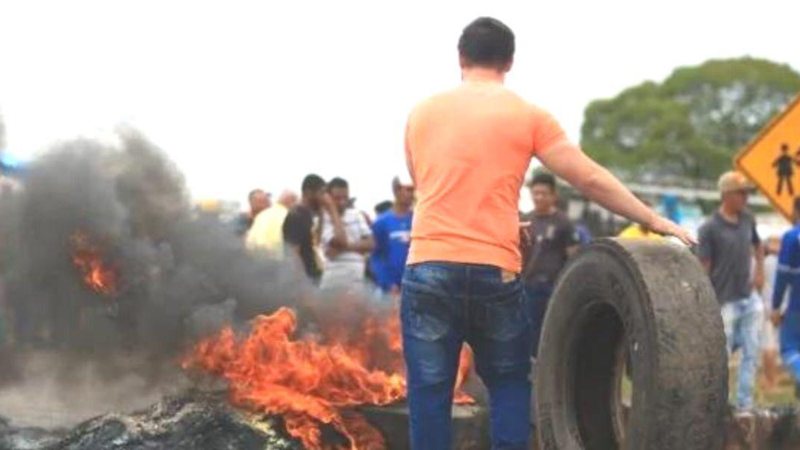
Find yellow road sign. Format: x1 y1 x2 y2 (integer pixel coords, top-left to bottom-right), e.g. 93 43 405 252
736 94 800 221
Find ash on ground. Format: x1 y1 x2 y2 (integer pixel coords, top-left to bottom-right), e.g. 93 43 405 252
0 391 301 450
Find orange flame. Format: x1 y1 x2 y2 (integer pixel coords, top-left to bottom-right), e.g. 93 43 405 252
183 307 473 450
70 232 119 296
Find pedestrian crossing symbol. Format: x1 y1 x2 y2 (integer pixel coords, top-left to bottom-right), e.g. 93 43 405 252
736 94 800 221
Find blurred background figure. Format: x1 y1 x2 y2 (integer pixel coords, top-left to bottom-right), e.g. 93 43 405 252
771 198 800 398
618 199 664 240
370 175 414 298
374 200 393 218
520 171 579 357
283 175 327 284
246 190 298 257
235 189 271 236
698 171 764 410
319 177 374 293
761 235 782 389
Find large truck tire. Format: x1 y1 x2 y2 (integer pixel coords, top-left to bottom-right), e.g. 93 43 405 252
535 239 727 450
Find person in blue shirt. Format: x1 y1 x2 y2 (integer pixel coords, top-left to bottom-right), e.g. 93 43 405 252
772 197 800 389
370 176 414 296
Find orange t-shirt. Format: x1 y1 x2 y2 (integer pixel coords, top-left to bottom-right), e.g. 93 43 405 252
405 81 570 273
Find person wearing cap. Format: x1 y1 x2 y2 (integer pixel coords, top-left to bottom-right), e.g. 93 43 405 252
370 175 414 296
402 17 692 450
697 170 764 409
770 198 800 397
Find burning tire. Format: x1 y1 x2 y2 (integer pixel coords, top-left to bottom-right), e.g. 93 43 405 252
535 239 727 450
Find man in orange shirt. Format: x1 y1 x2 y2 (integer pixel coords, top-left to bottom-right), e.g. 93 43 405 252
402 17 692 450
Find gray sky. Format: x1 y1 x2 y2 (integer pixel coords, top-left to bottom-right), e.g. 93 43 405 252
1 0 798 211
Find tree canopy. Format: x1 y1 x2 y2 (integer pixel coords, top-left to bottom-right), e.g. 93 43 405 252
581 57 800 186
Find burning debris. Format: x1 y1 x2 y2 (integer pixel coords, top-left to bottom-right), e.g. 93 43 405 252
0 392 303 450
0 130 479 449
184 306 474 450
69 231 119 297
0 131 304 438
0 392 492 450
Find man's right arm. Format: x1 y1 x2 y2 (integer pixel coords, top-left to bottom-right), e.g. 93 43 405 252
528 107 690 243
537 144 693 245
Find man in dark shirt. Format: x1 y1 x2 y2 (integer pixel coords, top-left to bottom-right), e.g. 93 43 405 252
520 172 579 356
283 174 329 283
698 171 765 409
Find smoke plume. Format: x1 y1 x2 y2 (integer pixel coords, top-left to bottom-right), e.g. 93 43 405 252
0 129 316 425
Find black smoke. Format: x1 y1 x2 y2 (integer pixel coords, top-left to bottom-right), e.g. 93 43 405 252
0 129 307 369
0 129 401 429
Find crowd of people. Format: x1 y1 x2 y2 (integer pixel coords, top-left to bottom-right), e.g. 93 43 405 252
236 173 416 299
107 19 800 444
517 168 800 413
0 14 797 450
520 169 800 413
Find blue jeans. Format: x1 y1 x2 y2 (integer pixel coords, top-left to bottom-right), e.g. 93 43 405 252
721 293 763 409
401 262 533 450
780 311 800 384
523 282 553 358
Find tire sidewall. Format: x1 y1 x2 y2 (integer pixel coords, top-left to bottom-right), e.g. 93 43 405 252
536 243 657 450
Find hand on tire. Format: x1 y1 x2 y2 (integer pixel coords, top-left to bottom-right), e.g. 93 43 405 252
648 215 697 246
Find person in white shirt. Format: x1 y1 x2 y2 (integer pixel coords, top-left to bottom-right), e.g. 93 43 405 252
319 177 374 293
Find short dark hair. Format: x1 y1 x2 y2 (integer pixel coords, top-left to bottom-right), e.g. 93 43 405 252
327 177 348 191
301 174 326 195
375 200 393 215
530 172 556 191
458 17 515 69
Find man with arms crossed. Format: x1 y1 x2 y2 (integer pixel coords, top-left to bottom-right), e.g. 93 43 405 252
402 17 692 449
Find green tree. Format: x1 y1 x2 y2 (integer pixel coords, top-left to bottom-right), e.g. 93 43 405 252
581 57 800 186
